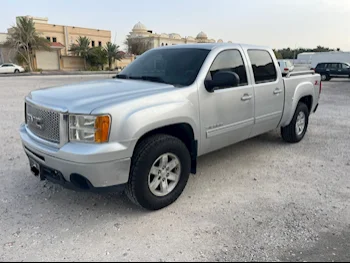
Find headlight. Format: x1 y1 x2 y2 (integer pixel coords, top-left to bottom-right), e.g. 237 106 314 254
69 115 111 143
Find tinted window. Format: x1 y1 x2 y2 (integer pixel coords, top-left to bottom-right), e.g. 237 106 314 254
248 50 277 84
342 64 349 69
119 48 210 87
330 63 339 69
316 63 325 69
207 50 248 86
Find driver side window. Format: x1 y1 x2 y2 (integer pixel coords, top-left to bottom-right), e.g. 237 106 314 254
207 50 248 87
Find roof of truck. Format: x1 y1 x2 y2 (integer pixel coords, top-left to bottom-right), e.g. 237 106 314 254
157 43 271 51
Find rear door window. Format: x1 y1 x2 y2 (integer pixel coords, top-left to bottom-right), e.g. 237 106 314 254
330 63 339 69
248 50 277 84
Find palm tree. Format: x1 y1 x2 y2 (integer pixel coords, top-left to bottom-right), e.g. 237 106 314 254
104 42 123 70
4 17 50 72
69 36 91 70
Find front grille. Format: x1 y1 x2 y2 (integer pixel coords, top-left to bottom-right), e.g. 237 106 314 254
26 103 61 144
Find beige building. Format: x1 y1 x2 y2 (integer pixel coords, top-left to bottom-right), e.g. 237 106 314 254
4 16 112 70
0 32 16 64
127 22 232 48
18 16 111 56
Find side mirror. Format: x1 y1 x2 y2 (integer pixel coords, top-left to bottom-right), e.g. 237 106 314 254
205 71 240 93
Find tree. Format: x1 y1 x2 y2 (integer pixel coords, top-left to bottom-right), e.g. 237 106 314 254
87 47 108 70
69 36 91 70
104 42 124 69
273 49 283 59
4 17 50 72
124 37 152 55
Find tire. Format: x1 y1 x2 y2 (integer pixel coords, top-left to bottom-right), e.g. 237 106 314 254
281 102 309 143
125 134 191 210
14 69 20 74
321 74 329 81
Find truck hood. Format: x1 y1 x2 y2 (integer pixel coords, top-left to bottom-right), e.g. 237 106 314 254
28 79 177 113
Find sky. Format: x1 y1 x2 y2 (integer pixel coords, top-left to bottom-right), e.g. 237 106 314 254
1 0 350 51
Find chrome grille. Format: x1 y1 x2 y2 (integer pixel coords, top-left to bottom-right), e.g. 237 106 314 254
26 103 61 144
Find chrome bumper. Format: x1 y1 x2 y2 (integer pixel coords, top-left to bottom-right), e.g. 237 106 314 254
20 124 131 189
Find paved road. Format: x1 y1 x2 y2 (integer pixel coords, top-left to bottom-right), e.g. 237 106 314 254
0 76 349 262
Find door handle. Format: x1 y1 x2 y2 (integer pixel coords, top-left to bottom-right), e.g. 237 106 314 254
241 94 252 101
273 88 283 95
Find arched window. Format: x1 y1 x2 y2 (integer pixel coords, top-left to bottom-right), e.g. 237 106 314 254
161 43 164 46
166 43 168 46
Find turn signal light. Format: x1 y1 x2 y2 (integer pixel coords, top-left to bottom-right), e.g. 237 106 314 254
94 115 111 143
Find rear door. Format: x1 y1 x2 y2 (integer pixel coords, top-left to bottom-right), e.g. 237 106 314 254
329 63 340 76
339 63 350 77
245 49 285 137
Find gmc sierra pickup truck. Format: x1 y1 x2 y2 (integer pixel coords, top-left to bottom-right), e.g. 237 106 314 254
20 43 321 210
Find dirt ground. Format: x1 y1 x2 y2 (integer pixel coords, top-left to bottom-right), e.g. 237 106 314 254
0 75 349 262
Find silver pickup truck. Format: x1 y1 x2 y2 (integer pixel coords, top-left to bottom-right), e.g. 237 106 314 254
20 43 321 210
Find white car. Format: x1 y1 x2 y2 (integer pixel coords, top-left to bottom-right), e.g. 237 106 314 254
0 63 25 74
278 60 295 76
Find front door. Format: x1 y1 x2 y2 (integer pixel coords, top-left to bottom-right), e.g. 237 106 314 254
0 64 12 73
198 49 255 155
245 49 285 137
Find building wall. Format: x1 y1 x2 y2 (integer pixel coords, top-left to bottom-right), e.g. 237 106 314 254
0 47 17 64
61 56 86 71
0 33 8 44
33 22 111 55
114 56 136 69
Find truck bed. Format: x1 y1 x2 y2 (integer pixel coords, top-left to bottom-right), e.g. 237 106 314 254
279 70 321 127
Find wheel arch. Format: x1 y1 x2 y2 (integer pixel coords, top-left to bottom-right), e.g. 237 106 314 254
133 123 198 174
280 81 315 127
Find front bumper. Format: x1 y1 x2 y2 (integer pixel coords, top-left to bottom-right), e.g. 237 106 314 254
20 124 131 189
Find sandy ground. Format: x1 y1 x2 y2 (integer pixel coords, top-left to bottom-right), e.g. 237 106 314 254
0 75 349 262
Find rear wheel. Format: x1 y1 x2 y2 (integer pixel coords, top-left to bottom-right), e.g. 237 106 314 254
125 134 191 210
281 102 309 143
14 69 20 74
321 74 330 81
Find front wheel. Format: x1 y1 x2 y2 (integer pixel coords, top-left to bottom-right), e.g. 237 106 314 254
125 134 191 210
14 69 20 74
281 102 309 143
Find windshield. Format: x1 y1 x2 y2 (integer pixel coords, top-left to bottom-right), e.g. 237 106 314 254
118 48 210 87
